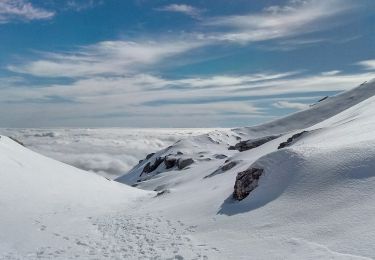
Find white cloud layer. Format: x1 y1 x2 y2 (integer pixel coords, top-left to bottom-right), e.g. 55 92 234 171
0 0 54 23
0 128 214 178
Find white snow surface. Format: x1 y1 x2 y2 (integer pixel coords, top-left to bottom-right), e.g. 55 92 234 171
2 79 375 259
0 128 214 179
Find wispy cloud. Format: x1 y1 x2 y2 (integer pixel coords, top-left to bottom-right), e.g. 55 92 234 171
8 40 202 78
202 0 354 43
64 0 103 12
357 59 375 71
156 4 201 18
1 68 374 127
321 70 341 76
0 0 54 23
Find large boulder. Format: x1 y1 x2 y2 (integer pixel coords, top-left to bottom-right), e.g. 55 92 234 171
233 168 264 201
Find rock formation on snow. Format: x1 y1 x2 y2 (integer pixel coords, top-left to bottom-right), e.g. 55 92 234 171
233 168 264 201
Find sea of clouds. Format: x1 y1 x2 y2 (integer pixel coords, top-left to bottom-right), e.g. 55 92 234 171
0 128 215 179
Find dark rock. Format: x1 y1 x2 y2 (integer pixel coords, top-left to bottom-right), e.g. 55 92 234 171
177 151 183 155
177 158 194 170
229 135 280 152
164 157 177 169
278 131 308 149
233 168 264 201
204 161 238 179
317 96 329 103
214 154 228 159
145 153 155 160
142 157 164 175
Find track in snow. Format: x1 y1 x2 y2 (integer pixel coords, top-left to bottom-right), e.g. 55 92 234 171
1 211 216 260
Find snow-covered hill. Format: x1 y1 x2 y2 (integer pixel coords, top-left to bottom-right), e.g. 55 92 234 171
116 79 375 259
2 79 375 259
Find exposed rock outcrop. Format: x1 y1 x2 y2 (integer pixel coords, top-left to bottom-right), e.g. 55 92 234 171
233 168 264 201
142 157 164 175
229 135 280 152
164 157 178 169
140 156 194 178
177 158 194 170
278 131 308 149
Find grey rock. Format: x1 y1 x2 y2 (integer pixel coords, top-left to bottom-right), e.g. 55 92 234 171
278 131 308 149
214 154 228 159
229 135 280 152
177 158 194 170
164 157 177 169
141 157 164 175
233 168 264 201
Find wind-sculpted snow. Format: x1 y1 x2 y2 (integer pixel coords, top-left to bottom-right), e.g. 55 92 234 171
116 79 375 259
0 128 214 179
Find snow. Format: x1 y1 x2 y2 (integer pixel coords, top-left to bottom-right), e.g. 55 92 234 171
117 79 375 259
2 79 375 259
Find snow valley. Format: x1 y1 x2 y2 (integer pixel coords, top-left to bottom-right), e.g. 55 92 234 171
1 79 375 259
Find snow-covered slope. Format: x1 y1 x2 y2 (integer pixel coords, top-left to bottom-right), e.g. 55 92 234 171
0 136 151 259
2 79 375 259
116 79 375 259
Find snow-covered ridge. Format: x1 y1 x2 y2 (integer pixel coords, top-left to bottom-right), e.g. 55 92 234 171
115 79 375 258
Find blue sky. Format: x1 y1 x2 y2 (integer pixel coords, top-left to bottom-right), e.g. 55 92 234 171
0 0 375 127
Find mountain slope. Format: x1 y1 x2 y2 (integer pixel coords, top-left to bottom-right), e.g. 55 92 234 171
116 79 375 259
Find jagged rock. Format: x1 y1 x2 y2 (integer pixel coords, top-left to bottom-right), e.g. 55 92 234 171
164 157 177 169
233 168 263 201
177 158 194 170
177 151 183 155
278 131 308 149
229 135 280 152
204 161 237 179
142 157 164 175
